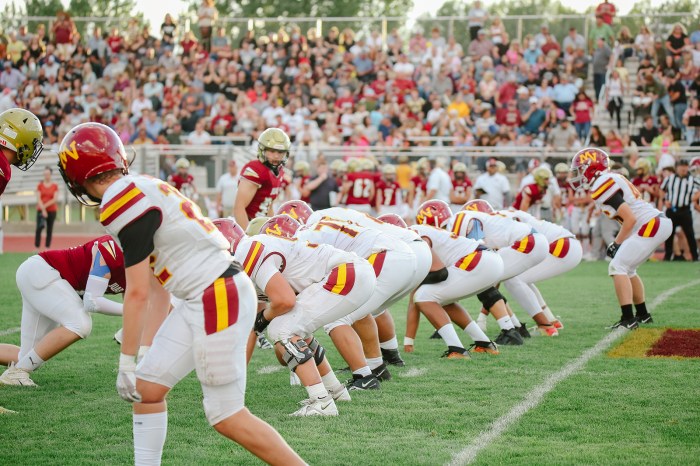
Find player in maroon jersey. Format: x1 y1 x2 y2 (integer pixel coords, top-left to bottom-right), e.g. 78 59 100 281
407 157 429 211
340 158 375 213
167 157 198 200
0 108 44 197
293 160 312 203
448 162 473 212
0 236 126 387
234 128 290 229
631 159 661 205
513 166 552 211
375 164 403 215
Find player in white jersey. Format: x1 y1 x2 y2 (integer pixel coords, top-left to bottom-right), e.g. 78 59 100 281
498 209 583 329
296 217 415 384
570 148 673 329
444 200 555 335
306 207 432 365
58 123 305 465
414 201 525 346
234 214 377 414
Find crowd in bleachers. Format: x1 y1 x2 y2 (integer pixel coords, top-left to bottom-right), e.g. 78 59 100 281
0 4 698 176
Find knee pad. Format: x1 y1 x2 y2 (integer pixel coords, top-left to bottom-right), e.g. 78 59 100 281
307 337 326 366
476 287 505 310
64 312 93 339
280 339 314 372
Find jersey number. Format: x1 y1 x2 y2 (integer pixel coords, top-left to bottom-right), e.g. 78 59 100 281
353 179 372 198
158 181 215 233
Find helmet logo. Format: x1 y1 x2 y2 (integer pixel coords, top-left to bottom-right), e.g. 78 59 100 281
465 203 479 211
287 207 298 219
59 140 79 169
265 223 283 236
579 150 598 164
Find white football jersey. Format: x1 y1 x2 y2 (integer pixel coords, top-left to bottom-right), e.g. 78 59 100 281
499 209 574 242
308 207 420 243
297 218 385 258
100 175 232 300
590 172 661 229
410 224 480 265
234 234 359 293
447 210 532 249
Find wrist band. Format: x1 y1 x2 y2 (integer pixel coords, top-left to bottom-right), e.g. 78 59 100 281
403 337 414 346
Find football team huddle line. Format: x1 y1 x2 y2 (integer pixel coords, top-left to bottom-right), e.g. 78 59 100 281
0 111 672 465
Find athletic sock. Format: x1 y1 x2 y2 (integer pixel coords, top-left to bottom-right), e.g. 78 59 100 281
464 321 490 343
306 382 329 400
509 313 522 327
352 366 372 377
634 302 649 317
495 316 515 331
621 304 634 321
437 323 464 349
366 357 384 370
133 411 167 466
379 337 398 350
16 349 44 372
321 371 343 392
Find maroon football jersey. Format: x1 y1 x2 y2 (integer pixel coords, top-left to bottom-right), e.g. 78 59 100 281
239 160 284 219
344 171 375 205
513 183 546 210
376 179 401 206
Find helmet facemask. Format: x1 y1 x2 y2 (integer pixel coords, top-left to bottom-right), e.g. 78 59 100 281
15 137 44 171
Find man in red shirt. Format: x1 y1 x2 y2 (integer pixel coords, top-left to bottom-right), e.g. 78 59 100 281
35 167 59 249
496 101 522 129
340 158 375 213
595 0 616 25
513 167 552 211
0 108 44 197
0 236 126 387
234 128 290 229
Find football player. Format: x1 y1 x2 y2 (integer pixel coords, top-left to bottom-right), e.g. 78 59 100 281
292 160 311 203
308 207 432 367
498 208 583 329
234 128 290 230
235 215 377 415
447 200 555 336
512 166 552 212
0 108 44 196
0 236 126 386
167 157 198 200
329 159 347 187
340 158 375 213
407 157 429 212
414 200 525 347
375 164 403 216
448 162 473 213
631 158 660 206
58 123 304 465
570 147 673 329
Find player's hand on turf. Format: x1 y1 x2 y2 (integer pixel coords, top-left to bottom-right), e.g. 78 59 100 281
606 241 620 259
117 353 142 403
404 344 414 353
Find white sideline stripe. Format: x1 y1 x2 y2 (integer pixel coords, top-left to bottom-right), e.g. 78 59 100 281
0 327 20 337
399 368 427 378
447 278 700 466
257 365 285 375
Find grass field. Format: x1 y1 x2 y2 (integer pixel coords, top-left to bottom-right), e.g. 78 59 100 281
1 254 699 465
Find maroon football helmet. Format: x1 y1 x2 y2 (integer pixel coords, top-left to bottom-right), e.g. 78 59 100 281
261 214 301 239
377 213 407 228
275 200 313 225
415 200 452 228
569 147 610 190
462 200 494 213
213 218 246 253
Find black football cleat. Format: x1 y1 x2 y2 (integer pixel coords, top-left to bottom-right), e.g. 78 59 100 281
494 328 524 345
381 348 405 367
429 330 442 339
371 363 392 381
637 314 654 324
346 374 381 391
516 325 531 339
608 319 639 330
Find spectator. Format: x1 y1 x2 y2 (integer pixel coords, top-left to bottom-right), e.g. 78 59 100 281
474 158 510 209
635 25 655 58
187 119 212 145
211 27 232 59
34 167 59 251
605 69 625 129
589 15 615 50
643 72 676 128
52 12 76 58
215 159 239 217
666 23 690 60
132 126 154 145
197 0 218 52
668 71 687 134
562 27 586 52
571 90 594 140
595 0 617 25
592 37 612 101
552 74 578 113
589 124 606 147
467 1 489 41
425 157 452 202
0 62 25 88
468 29 493 61
682 97 700 143
306 162 339 210
160 13 178 46
547 117 578 149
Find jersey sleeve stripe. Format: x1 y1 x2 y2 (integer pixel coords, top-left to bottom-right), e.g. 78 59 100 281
243 241 264 275
100 185 145 225
455 250 482 271
591 178 616 200
367 250 387 277
451 212 465 235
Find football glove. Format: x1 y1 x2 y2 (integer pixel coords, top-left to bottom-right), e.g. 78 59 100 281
606 241 621 259
254 310 271 333
116 353 141 403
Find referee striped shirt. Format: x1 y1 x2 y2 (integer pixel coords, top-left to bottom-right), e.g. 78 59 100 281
660 174 699 208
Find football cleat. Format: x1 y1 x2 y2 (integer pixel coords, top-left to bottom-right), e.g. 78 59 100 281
0 363 37 387
0 406 17 414
328 385 352 402
637 314 653 324
494 328 524 346
470 341 500 355
346 374 381 391
536 325 559 337
290 396 339 417
441 349 471 360
290 372 301 386
256 332 273 349
429 330 441 339
608 319 639 330
516 325 531 338
552 319 564 329
113 328 123 345
372 363 392 381
381 348 405 367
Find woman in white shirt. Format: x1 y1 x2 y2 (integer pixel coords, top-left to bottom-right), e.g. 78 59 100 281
606 69 625 130
634 25 655 58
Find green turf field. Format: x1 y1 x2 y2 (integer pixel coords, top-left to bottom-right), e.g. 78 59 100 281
1 255 699 465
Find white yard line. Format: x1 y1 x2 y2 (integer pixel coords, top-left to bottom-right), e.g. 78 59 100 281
257 365 286 375
447 278 700 466
399 367 427 378
0 327 20 337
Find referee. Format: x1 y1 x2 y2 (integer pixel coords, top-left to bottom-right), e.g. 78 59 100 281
660 159 700 261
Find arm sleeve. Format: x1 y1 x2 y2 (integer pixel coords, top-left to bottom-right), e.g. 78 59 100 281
603 191 625 210
117 209 162 267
